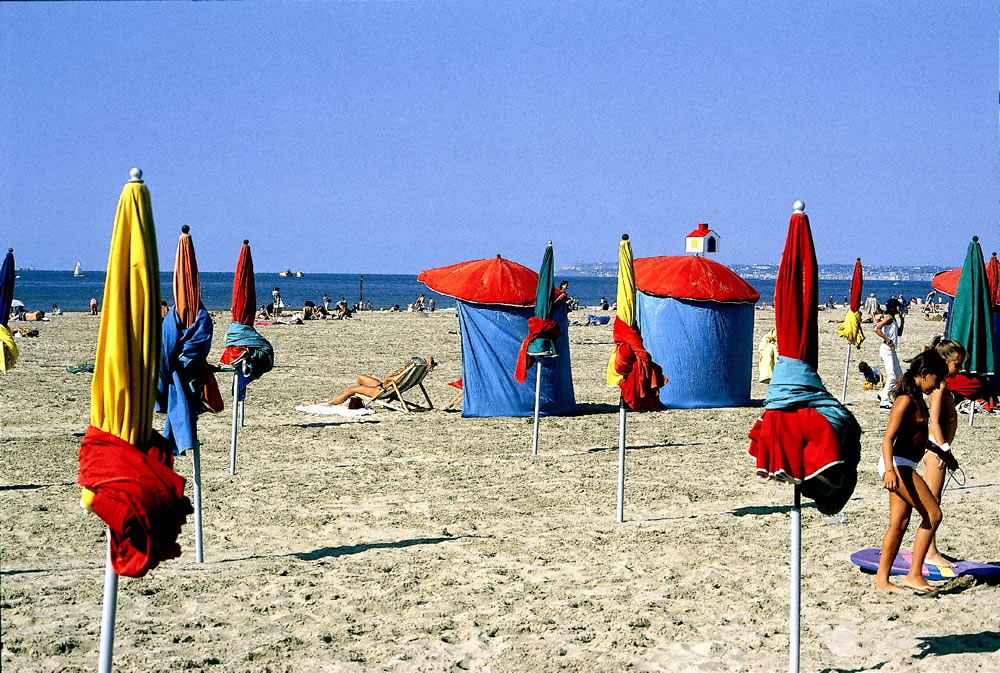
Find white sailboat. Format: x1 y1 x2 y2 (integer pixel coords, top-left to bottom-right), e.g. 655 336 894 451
73 261 84 277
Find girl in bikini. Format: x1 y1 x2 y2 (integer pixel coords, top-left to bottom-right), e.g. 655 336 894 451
922 338 964 566
874 350 950 593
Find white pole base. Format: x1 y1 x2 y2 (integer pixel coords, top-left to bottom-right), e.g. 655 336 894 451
192 444 204 563
98 531 118 673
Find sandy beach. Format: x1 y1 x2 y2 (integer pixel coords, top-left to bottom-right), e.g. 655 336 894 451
1 308 997 672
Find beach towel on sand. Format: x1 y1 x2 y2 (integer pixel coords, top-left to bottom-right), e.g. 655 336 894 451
295 403 374 417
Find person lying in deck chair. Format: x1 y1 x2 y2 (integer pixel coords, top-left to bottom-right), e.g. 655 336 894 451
325 356 435 407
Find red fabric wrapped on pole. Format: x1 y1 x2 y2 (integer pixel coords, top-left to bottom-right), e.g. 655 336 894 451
222 240 256 364
79 425 193 578
514 317 561 384
612 319 666 410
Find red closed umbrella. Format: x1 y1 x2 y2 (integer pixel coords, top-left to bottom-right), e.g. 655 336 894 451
837 258 865 401
417 255 537 306
747 202 861 673
221 240 256 363
986 252 999 309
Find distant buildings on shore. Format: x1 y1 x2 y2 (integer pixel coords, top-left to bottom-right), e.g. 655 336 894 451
558 261 950 281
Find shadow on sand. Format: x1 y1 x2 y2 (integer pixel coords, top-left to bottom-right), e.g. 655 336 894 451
0 482 75 492
219 535 482 565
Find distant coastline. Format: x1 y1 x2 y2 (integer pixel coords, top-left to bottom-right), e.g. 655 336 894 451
558 261 951 282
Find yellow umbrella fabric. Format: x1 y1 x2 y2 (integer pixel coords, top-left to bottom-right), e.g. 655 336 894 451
90 179 161 446
836 310 865 348
0 326 17 373
607 237 636 386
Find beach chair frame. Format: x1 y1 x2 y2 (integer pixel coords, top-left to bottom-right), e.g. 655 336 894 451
360 361 434 413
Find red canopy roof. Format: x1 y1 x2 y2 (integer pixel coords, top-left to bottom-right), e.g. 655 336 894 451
931 268 961 297
936 255 1000 306
634 255 759 304
418 256 538 306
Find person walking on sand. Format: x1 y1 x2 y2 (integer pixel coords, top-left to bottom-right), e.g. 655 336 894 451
873 350 952 593
272 287 283 317
922 338 965 567
862 292 879 322
874 298 904 409
89 297 98 315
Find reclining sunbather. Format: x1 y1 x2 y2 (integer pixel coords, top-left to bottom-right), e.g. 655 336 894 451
325 356 435 405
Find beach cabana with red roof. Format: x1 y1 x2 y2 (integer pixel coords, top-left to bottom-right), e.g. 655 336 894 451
634 255 759 408
419 255 577 418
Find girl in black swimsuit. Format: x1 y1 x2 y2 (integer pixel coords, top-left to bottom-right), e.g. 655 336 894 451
874 350 950 594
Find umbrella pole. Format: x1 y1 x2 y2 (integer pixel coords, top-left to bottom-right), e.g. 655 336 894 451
97 530 118 673
532 360 542 456
790 485 801 673
968 403 975 427
192 443 204 563
229 371 239 475
239 396 245 428
617 397 626 523
841 344 852 403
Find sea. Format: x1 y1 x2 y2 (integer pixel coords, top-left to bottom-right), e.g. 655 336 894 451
9 269 938 313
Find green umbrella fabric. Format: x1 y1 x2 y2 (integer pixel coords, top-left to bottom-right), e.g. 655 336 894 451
527 242 557 357
950 236 995 375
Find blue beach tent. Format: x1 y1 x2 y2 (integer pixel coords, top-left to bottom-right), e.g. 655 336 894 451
418 256 577 418
634 255 759 408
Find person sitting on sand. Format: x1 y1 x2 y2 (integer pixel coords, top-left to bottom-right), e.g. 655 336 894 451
335 299 352 319
599 296 609 310
51 304 63 316
324 356 435 406
858 361 883 390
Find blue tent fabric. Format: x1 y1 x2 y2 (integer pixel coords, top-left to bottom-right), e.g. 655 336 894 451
457 301 577 417
156 307 213 455
637 292 754 408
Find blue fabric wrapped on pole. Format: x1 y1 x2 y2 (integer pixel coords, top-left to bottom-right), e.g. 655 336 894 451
458 302 576 417
157 307 213 455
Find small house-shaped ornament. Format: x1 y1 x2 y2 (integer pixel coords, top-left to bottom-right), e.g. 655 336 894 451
685 223 720 255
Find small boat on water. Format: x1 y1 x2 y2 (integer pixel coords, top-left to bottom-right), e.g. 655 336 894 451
295 269 305 278
278 269 292 277
73 261 84 278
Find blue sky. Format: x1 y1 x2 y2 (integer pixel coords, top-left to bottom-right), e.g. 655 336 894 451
1 2 997 273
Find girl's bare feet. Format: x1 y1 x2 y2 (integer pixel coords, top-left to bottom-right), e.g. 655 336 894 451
923 550 956 568
873 579 907 592
902 577 938 594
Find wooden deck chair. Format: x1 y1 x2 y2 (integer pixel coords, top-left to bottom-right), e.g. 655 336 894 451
360 360 434 413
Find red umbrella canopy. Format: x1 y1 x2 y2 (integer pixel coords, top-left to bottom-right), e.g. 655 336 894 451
418 255 538 306
775 210 819 370
849 258 863 312
986 252 1000 309
231 240 256 325
634 255 759 303
931 267 961 297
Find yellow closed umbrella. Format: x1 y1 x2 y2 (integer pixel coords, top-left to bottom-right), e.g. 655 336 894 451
78 169 190 673
90 170 161 446
607 237 636 386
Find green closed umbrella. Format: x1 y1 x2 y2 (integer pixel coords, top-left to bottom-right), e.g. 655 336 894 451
949 236 995 424
514 241 560 455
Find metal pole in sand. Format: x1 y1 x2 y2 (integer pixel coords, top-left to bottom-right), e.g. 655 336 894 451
841 344 852 403
97 530 118 673
789 485 801 673
230 371 239 475
532 360 542 456
239 395 245 428
617 396 626 523
191 443 204 563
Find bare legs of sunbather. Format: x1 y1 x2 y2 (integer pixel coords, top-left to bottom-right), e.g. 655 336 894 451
326 375 382 405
